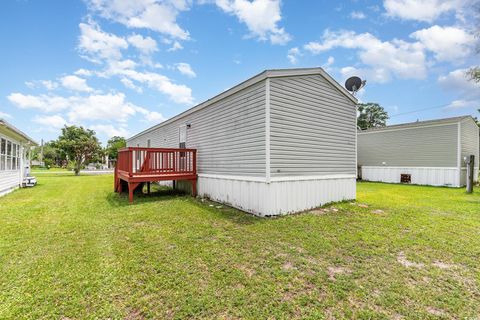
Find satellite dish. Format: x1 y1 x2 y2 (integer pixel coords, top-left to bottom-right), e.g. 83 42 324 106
345 76 366 95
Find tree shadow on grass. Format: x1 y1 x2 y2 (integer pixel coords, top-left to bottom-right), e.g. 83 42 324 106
105 186 264 225
106 187 188 207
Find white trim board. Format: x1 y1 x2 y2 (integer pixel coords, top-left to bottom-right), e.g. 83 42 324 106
197 173 357 183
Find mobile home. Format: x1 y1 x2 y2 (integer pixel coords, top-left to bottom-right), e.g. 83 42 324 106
127 68 358 216
0 119 38 196
358 116 479 187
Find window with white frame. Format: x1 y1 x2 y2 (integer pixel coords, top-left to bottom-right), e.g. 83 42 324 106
0 137 21 171
0 138 5 170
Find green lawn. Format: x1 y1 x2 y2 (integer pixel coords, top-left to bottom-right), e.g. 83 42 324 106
0 174 479 319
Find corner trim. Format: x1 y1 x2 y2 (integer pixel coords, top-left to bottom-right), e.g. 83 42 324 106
265 78 271 183
457 122 461 187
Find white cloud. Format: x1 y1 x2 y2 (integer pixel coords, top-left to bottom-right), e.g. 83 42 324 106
167 40 183 51
60 75 94 92
350 11 366 19
383 0 461 22
78 20 128 63
127 33 158 55
304 30 427 82
438 68 480 96
33 115 68 129
74 68 94 77
439 68 480 110
85 0 190 40
103 62 194 104
8 93 71 112
90 124 130 138
0 111 12 119
120 78 143 93
410 25 474 62
9 91 152 124
134 106 166 122
214 0 291 45
444 99 478 109
287 47 301 64
25 80 59 91
325 56 335 66
175 62 196 78
67 93 138 122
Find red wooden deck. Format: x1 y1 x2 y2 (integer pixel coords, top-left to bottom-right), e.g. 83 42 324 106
114 147 197 202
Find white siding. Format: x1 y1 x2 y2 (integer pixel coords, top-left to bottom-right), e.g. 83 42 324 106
0 171 20 196
358 123 458 167
269 75 357 177
128 81 266 177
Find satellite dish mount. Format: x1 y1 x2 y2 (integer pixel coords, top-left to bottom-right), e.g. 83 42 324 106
345 76 366 95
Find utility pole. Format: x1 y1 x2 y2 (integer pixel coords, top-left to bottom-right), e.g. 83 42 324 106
39 139 44 165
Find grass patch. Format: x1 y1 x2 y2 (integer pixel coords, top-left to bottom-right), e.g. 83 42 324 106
0 176 479 319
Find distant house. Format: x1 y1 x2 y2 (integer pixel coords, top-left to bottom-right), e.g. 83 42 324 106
127 68 358 216
0 119 38 196
358 116 479 187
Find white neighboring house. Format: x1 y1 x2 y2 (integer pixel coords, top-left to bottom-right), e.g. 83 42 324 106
358 116 479 187
127 68 358 216
0 119 38 197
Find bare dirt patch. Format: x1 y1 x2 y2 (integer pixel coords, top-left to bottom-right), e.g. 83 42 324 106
426 306 446 316
371 209 385 214
397 252 424 268
327 266 351 281
432 261 456 270
282 261 296 271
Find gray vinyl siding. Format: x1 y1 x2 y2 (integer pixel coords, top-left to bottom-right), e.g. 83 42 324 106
269 75 357 176
358 123 458 167
460 119 479 168
128 80 266 176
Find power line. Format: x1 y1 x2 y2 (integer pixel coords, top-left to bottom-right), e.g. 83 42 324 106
389 103 452 118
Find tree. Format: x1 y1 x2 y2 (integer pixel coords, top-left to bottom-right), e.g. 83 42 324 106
105 136 126 160
357 103 389 130
54 126 101 175
31 142 66 167
467 67 480 83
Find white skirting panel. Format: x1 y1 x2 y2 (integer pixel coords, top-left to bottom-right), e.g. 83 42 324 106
190 174 356 217
360 166 460 187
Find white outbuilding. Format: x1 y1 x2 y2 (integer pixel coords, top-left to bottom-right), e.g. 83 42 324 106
358 116 479 187
127 68 358 216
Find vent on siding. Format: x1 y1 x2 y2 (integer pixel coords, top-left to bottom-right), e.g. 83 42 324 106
400 174 411 184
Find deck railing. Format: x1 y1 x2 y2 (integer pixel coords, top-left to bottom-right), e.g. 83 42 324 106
117 147 197 177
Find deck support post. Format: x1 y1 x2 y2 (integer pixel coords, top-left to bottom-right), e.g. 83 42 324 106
147 182 151 194
191 179 197 197
128 183 134 203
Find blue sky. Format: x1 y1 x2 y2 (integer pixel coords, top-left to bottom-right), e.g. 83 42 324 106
0 0 478 144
